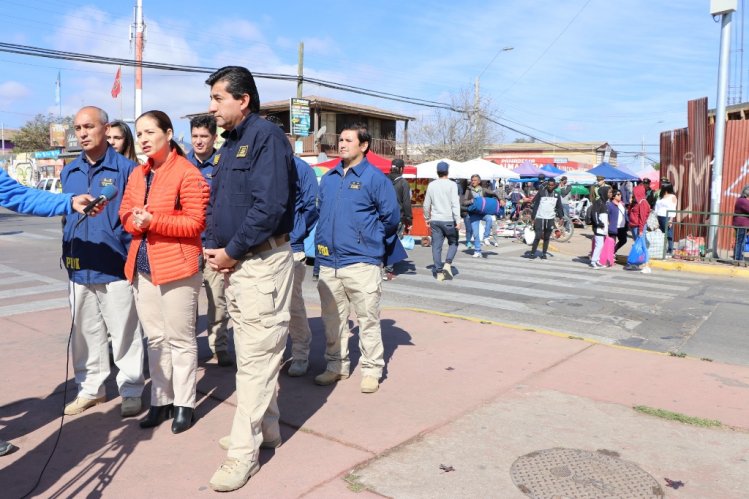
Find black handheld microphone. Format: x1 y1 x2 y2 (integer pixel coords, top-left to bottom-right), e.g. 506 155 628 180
75 184 118 227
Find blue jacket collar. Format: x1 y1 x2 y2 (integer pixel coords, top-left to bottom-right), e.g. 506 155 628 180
69 145 122 173
188 148 218 167
331 157 372 177
221 113 258 141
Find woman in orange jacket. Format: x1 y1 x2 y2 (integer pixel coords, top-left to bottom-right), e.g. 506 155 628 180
119 110 210 434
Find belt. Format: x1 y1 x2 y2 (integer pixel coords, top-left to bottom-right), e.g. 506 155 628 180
247 233 289 257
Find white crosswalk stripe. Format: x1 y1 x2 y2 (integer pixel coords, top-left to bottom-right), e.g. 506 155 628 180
0 264 69 317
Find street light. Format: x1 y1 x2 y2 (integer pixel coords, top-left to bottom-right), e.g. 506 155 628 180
474 46 514 128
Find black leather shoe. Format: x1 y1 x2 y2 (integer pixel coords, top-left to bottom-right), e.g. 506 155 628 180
139 404 174 429
171 406 195 434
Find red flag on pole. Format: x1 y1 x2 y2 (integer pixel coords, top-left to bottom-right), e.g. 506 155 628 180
111 67 122 98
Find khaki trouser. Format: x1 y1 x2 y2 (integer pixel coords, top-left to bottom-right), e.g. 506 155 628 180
289 251 312 361
225 243 293 464
202 262 229 353
134 272 201 408
69 280 145 400
317 263 384 378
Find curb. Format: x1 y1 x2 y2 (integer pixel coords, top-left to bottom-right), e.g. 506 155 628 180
612 254 749 278
384 306 671 358
648 258 749 277
549 242 749 279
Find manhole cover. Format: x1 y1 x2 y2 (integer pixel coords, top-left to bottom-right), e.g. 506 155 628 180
511 447 664 498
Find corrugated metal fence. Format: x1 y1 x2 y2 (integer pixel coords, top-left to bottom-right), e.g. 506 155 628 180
660 97 749 255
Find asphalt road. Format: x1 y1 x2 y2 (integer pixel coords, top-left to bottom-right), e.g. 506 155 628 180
2 208 749 366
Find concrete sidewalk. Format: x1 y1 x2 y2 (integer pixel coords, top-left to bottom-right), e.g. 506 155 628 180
1 300 748 498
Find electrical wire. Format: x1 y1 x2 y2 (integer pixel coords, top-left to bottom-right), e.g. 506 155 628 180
0 40 570 146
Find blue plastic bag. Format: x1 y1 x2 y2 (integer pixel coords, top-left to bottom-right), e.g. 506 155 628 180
401 235 415 250
627 235 649 265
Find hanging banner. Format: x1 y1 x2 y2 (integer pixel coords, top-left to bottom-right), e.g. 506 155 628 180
290 98 310 137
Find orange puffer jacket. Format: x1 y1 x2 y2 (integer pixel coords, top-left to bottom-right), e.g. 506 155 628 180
120 149 210 285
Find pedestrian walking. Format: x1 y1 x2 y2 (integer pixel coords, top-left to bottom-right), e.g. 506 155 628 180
423 161 461 281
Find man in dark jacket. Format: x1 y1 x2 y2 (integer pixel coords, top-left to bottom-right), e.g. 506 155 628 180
383 158 412 280
61 106 145 419
524 178 564 259
286 156 319 376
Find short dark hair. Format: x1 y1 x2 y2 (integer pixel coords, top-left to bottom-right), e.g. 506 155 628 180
190 114 217 135
205 66 260 114
136 110 184 157
340 122 371 154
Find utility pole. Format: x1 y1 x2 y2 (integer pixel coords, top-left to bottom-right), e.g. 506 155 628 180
297 42 304 99
709 0 737 257
133 0 145 121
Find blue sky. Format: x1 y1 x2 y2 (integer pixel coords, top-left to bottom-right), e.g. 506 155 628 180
0 0 736 167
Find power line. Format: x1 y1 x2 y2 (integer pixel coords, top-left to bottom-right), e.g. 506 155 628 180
0 41 572 147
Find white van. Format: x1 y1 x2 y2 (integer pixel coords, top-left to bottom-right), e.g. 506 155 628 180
35 177 63 193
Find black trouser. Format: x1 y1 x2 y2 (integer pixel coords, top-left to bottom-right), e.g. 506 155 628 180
531 218 553 255
613 227 628 253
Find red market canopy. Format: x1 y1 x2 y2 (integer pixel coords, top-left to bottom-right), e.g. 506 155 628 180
313 151 416 176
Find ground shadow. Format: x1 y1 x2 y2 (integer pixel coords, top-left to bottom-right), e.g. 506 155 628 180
0 380 69 444
0 396 153 497
277 313 413 437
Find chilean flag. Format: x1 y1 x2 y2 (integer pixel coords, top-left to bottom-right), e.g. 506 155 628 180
111 67 122 99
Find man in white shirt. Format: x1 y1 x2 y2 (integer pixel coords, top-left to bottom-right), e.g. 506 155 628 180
423 161 462 280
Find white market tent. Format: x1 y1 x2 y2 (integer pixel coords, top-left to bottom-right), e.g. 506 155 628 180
459 157 520 180
555 169 596 185
414 158 464 179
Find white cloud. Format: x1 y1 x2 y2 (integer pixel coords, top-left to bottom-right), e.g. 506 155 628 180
0 81 32 103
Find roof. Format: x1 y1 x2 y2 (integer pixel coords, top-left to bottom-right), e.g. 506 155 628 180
260 95 416 122
486 142 613 153
1 129 18 141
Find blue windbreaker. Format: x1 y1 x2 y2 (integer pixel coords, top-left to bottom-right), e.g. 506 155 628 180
315 158 399 269
61 146 137 284
290 157 319 253
0 168 73 216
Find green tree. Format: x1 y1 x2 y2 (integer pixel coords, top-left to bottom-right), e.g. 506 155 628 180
13 113 74 152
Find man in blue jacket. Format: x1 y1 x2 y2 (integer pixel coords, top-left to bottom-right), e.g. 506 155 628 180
61 106 145 418
0 168 98 456
188 114 233 367
314 122 400 394
286 156 319 376
203 66 297 492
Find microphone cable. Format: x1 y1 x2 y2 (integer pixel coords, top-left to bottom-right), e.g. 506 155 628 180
19 210 83 499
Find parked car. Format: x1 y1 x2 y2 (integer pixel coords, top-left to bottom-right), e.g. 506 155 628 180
35 177 62 193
